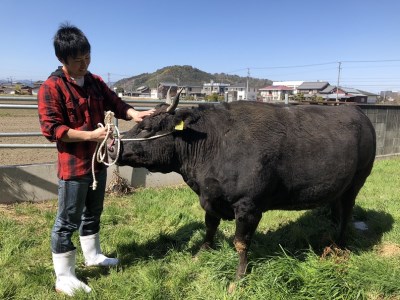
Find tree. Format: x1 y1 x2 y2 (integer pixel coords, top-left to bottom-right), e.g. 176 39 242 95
293 92 305 102
206 93 219 102
115 87 124 94
14 84 21 94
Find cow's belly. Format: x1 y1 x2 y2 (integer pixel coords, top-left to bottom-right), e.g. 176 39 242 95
264 178 349 211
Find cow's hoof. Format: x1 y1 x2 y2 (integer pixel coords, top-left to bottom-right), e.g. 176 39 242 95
200 242 213 251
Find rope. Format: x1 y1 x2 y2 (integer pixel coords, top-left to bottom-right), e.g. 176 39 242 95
120 131 173 141
91 111 120 190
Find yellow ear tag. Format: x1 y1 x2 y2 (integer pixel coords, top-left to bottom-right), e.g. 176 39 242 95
174 120 184 131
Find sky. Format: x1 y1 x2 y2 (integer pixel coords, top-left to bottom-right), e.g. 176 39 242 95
1 0 400 94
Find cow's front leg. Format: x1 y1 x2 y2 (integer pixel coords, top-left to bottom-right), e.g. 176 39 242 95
233 208 262 279
201 211 221 250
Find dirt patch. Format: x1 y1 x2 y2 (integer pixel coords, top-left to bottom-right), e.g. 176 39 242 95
376 243 400 257
320 244 351 264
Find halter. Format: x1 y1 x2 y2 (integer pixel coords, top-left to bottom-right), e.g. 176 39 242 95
91 88 183 189
91 111 173 190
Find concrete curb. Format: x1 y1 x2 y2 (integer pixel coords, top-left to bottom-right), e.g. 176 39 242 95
0 163 184 204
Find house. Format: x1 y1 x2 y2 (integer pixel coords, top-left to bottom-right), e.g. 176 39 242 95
178 84 203 99
32 80 44 95
319 86 368 103
357 89 378 104
258 85 293 102
305 84 376 103
202 81 230 96
336 87 368 103
272 81 304 94
226 83 257 102
296 81 330 95
0 82 32 95
157 82 178 99
126 85 152 98
0 83 16 94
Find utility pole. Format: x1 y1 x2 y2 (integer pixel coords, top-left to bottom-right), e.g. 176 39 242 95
336 62 341 103
107 72 111 87
246 68 250 100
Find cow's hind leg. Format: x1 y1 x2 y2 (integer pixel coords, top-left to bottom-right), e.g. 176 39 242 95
201 212 221 250
337 186 360 247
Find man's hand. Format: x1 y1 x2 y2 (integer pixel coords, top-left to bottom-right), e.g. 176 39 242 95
61 127 112 143
127 108 155 122
90 127 112 142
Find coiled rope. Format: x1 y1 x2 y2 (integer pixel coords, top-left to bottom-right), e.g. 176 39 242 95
91 111 120 190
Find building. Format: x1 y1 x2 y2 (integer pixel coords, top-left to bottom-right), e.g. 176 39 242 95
178 84 203 99
272 81 304 94
296 81 330 95
319 85 377 103
0 82 33 95
258 85 293 102
259 80 377 104
202 81 230 96
157 82 178 99
226 84 257 102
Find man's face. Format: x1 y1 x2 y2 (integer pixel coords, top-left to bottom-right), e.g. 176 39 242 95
62 52 91 78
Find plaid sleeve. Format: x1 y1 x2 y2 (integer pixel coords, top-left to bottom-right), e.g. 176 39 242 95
91 74 133 120
37 78 70 142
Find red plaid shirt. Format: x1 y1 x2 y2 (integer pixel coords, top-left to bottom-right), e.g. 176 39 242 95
38 67 133 180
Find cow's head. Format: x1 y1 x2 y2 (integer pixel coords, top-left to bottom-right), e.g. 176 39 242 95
108 88 199 172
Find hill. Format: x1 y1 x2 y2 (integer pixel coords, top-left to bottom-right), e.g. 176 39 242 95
113 65 272 91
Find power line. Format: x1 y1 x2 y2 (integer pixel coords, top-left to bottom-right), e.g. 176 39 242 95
250 61 338 70
226 59 400 74
340 59 400 63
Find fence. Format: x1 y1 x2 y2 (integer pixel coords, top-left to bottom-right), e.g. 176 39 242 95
0 96 201 149
358 104 400 157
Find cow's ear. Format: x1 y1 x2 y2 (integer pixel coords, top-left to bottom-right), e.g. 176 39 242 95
173 116 190 131
176 110 199 123
174 110 199 130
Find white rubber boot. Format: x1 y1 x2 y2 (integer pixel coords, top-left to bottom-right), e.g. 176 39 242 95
80 233 119 267
52 250 91 296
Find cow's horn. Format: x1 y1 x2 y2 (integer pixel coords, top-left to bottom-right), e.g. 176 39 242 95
166 88 182 113
166 87 172 105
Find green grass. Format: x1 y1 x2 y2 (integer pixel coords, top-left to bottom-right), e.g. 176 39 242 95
1 158 400 299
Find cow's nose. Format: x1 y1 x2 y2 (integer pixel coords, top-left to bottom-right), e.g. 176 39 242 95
108 140 117 159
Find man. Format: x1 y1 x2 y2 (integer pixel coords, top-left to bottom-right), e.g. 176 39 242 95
38 23 154 296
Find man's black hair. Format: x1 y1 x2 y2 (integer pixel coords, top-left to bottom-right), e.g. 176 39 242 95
53 22 91 63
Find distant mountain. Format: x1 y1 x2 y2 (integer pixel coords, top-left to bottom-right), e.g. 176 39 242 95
113 65 272 91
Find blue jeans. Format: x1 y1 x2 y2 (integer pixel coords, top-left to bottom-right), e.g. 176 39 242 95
51 169 107 253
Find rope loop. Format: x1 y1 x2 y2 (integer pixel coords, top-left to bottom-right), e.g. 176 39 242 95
91 111 120 190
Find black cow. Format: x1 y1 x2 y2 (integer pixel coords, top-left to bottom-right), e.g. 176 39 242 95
109 92 376 280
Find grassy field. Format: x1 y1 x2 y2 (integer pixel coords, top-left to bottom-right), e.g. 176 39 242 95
0 158 400 299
